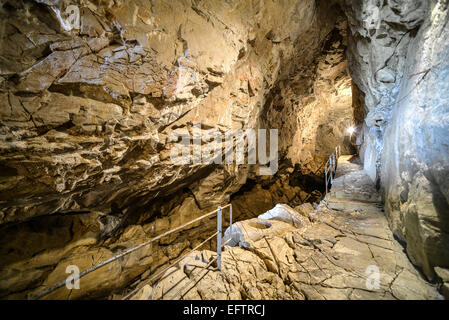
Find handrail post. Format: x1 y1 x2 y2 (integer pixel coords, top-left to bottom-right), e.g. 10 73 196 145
217 206 222 271
325 170 328 196
229 204 233 236
332 151 335 176
330 154 334 185
324 146 341 199
334 151 337 173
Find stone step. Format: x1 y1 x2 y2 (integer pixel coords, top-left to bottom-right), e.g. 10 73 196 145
325 196 383 212
328 190 381 203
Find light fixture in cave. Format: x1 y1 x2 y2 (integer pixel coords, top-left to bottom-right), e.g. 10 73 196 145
347 126 356 136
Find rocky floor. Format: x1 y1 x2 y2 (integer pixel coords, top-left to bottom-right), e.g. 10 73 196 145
123 156 442 300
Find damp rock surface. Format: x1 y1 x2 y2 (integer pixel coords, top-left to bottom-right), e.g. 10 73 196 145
128 160 441 300
0 0 448 300
6 156 440 300
344 0 449 282
0 0 351 226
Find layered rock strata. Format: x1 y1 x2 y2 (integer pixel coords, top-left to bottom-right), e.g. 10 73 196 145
344 0 449 283
127 201 441 300
0 0 357 298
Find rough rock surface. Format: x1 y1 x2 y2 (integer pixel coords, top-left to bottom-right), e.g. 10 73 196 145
0 0 352 226
125 158 441 300
127 194 441 300
0 0 359 299
344 0 449 284
1 0 447 300
264 16 357 172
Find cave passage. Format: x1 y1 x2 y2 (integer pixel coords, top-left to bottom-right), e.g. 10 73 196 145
0 0 448 301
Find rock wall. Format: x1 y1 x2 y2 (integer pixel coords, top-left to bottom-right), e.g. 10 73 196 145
263 15 357 173
2 0 447 300
129 202 442 300
344 0 449 283
0 0 349 225
344 0 427 183
0 0 358 299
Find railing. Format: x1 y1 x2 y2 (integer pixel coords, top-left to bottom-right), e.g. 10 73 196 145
324 145 341 196
30 203 233 300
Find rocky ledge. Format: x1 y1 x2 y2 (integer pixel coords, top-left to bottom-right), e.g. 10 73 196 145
126 200 442 300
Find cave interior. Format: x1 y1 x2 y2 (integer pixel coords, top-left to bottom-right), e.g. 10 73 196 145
0 0 448 300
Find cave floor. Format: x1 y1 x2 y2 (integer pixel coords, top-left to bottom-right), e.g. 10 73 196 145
122 156 442 300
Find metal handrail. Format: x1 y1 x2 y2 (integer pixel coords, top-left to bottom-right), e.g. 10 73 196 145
156 233 234 300
324 145 340 196
30 203 233 300
124 204 232 300
122 231 218 300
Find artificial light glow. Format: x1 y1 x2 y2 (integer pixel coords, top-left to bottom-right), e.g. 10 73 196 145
347 126 356 135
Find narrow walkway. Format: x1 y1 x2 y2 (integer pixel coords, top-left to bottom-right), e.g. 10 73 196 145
125 155 442 300
309 155 441 299
326 155 381 209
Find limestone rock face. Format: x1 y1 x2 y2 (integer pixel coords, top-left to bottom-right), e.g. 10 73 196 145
0 0 349 226
344 0 429 182
129 202 441 300
262 13 356 174
380 1 449 280
2 0 446 301
344 0 449 282
0 0 357 299
0 196 224 299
